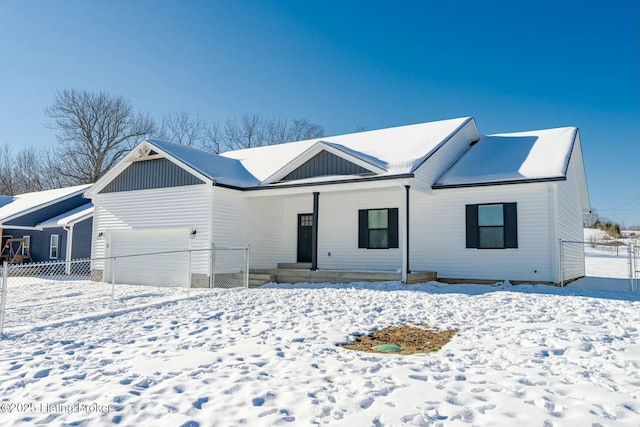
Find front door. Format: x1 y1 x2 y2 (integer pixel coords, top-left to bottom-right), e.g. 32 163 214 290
297 214 313 263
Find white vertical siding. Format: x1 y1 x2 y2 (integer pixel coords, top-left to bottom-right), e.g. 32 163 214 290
411 183 553 282
91 185 212 273
412 119 479 190
556 149 586 280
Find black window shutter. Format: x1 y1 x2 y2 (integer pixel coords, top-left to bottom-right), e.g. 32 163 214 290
504 203 518 248
388 208 399 248
466 204 478 248
358 209 368 248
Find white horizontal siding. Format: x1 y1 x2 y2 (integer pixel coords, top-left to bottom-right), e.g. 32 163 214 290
317 188 404 271
556 150 586 280
411 183 553 282
213 187 283 268
281 195 314 264
412 119 478 190
91 185 212 274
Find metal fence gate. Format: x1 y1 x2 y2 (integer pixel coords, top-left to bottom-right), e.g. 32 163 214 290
560 240 638 292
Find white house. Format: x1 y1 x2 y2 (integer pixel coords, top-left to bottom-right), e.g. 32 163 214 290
85 117 589 286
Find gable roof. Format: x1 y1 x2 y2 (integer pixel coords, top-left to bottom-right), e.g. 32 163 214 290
37 203 94 229
222 117 474 183
434 127 579 188
145 139 261 188
0 184 92 225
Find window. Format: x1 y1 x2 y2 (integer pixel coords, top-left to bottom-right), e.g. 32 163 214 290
466 203 518 249
22 236 30 256
358 208 399 249
50 234 59 259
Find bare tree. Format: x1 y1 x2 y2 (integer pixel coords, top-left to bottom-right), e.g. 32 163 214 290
287 118 324 142
155 111 208 147
0 145 14 195
0 145 61 195
44 89 154 184
221 114 323 151
202 123 223 154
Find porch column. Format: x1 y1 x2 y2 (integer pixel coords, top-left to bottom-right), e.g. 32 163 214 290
402 185 410 283
64 226 74 275
311 192 319 271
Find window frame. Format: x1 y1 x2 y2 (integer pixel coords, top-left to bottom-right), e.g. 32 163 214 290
466 203 518 250
49 234 59 259
22 235 31 256
358 208 399 249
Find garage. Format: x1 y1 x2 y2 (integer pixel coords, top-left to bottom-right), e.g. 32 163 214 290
105 229 191 286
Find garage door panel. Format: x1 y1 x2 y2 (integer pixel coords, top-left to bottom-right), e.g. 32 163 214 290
106 229 191 286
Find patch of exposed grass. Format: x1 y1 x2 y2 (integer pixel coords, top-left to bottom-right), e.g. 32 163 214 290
338 323 458 355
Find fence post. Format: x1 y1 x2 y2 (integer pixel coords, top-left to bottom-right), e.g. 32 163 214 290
245 246 250 288
0 261 8 336
629 243 637 293
187 249 192 297
111 258 116 317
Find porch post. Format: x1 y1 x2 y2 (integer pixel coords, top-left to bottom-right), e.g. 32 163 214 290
311 192 319 271
401 185 410 283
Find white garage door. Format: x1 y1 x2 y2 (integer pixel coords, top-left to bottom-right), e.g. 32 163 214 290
106 229 191 286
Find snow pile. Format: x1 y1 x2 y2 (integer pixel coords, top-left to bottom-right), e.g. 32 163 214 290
1 281 639 426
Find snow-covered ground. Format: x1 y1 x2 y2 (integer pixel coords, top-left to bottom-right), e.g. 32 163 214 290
0 278 639 426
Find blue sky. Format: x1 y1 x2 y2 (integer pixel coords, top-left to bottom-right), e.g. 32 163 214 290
0 1 638 225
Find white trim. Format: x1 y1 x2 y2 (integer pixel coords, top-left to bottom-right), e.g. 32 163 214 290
85 140 213 198
0 185 90 224
49 234 60 259
244 176 409 198
21 235 30 256
262 141 387 185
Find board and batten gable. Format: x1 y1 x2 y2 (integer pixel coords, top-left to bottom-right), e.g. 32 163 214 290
411 182 554 282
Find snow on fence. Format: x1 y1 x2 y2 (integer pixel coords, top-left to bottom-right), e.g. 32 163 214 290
0 247 249 336
560 240 638 292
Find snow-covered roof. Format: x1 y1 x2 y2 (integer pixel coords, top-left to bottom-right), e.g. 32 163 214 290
146 139 261 188
0 195 13 209
37 203 94 228
434 127 578 187
0 184 93 224
221 117 474 182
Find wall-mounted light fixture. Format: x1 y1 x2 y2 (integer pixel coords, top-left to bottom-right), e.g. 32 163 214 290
190 228 197 238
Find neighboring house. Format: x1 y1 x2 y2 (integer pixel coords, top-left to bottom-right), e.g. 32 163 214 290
0 185 94 264
85 117 589 285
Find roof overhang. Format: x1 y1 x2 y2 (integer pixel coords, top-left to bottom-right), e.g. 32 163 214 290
0 184 91 225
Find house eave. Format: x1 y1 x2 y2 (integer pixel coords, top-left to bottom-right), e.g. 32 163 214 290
1 186 90 225
432 176 566 190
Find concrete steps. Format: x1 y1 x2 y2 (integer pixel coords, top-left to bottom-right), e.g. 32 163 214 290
248 272 276 288
249 269 437 285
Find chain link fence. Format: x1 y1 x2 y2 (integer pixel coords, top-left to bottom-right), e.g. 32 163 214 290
0 247 249 336
560 240 638 292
